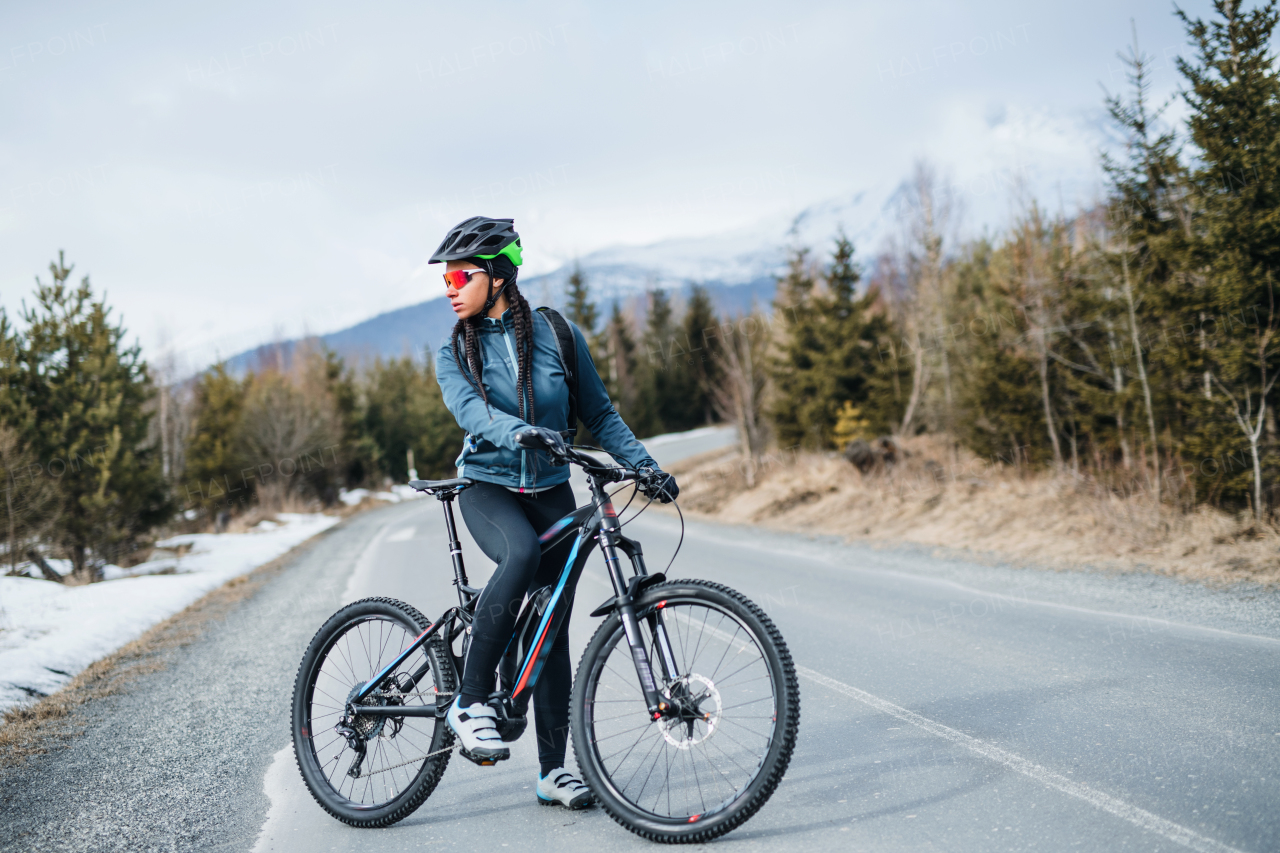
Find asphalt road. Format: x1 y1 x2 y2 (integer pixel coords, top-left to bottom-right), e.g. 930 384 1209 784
3 425 1278 852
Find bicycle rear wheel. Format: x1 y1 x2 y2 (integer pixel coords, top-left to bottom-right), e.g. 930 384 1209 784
291 597 455 827
571 579 799 843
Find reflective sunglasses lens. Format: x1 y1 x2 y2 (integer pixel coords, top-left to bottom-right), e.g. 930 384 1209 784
443 269 473 289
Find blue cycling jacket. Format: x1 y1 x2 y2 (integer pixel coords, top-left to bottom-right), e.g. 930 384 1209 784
435 307 658 491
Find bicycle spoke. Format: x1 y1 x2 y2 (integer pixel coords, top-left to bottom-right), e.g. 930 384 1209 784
696 738 736 799
616 727 664 793
585 593 787 825
593 719 657 743
299 609 456 816
707 622 745 682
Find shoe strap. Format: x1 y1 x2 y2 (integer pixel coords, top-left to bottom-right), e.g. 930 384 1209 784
551 771 585 790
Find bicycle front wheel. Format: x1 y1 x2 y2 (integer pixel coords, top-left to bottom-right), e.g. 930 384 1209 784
291 597 455 828
571 579 800 843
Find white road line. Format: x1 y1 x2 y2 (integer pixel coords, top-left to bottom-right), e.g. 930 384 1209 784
341 516 398 603
645 597 1244 853
796 665 1245 853
632 516 1280 646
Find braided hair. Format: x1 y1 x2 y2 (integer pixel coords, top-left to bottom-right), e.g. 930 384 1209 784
449 256 537 424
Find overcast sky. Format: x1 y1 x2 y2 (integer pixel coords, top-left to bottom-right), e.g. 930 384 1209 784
0 0 1204 371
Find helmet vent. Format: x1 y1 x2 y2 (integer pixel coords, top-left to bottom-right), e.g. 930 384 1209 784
429 216 521 265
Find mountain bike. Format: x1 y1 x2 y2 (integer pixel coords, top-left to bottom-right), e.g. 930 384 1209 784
290 432 800 843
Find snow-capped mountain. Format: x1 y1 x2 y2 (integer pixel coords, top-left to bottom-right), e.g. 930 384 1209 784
225 191 886 374
523 190 881 302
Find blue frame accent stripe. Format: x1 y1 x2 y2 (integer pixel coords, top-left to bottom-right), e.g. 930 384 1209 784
358 620 439 701
513 534 582 696
538 514 573 544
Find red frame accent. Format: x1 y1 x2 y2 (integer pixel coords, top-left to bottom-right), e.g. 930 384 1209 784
511 613 553 698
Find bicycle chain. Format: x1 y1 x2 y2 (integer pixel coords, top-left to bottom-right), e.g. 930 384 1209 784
358 740 460 777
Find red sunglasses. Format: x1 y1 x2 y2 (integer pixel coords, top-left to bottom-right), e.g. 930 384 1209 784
443 268 487 291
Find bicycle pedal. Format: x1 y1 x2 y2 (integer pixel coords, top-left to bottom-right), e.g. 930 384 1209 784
459 746 509 767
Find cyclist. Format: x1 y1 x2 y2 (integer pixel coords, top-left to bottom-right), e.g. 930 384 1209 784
431 216 678 809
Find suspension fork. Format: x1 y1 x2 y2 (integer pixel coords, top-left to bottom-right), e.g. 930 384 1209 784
593 482 678 718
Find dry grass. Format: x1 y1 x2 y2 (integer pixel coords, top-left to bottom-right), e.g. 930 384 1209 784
0 527 330 769
666 436 1280 585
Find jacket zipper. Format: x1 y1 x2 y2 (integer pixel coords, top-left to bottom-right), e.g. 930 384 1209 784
499 319 527 490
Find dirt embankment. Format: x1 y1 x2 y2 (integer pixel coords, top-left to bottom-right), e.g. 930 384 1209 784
664 436 1280 586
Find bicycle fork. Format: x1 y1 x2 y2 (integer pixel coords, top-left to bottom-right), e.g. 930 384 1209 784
595 500 680 720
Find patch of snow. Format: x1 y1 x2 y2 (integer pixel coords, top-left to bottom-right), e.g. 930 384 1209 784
642 425 735 448
338 486 423 507
390 484 426 501
10 557 75 580
0 512 340 718
338 488 369 507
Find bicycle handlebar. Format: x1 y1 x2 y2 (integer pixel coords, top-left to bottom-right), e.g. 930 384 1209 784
513 429 654 485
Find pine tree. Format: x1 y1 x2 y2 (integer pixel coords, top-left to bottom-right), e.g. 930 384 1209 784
953 239 1056 467
669 285 721 429
636 289 676 436
769 239 901 449
0 311 54 573
364 356 461 482
418 354 465 478
19 253 171 580
562 265 602 444
769 247 826 448
813 234 904 442
316 347 377 492
1098 25 1192 501
183 363 249 513
564 264 598 334
602 301 640 424
1177 0 1280 516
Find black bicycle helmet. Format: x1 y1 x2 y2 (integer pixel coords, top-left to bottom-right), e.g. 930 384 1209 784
429 216 523 266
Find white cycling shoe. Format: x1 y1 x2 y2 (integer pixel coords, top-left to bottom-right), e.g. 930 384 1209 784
446 697 511 765
537 767 594 809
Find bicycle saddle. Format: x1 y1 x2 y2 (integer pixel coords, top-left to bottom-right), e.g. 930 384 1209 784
408 477 475 494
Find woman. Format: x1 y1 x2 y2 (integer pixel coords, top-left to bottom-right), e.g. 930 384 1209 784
431 216 678 810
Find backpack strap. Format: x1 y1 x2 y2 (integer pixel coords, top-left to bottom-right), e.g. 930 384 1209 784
537 307 579 440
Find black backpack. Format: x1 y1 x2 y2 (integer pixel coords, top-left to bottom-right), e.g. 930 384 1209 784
536 307 579 440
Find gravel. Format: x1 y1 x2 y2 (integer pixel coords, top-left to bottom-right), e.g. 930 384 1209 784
0 508 386 853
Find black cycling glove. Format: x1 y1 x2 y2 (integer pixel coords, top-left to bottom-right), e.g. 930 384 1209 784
513 426 568 464
640 470 679 504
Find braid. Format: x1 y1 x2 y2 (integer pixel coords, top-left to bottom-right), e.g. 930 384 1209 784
507 282 536 425
451 317 490 413
447 265 535 425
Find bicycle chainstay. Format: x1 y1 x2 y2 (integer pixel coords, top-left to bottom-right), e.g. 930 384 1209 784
337 686 455 779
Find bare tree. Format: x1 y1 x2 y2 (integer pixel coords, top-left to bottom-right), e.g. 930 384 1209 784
883 161 959 436
998 202 1068 469
149 331 193 491
710 313 771 487
237 354 341 510
1210 282 1278 521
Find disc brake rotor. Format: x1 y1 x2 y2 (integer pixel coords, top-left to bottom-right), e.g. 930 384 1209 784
658 674 721 750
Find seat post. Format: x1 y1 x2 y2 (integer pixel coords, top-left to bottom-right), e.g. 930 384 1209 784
439 494 471 602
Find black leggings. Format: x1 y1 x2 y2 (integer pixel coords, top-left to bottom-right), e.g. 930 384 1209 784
458 480 578 775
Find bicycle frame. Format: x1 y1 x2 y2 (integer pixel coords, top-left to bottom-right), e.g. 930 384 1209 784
350 463 677 721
